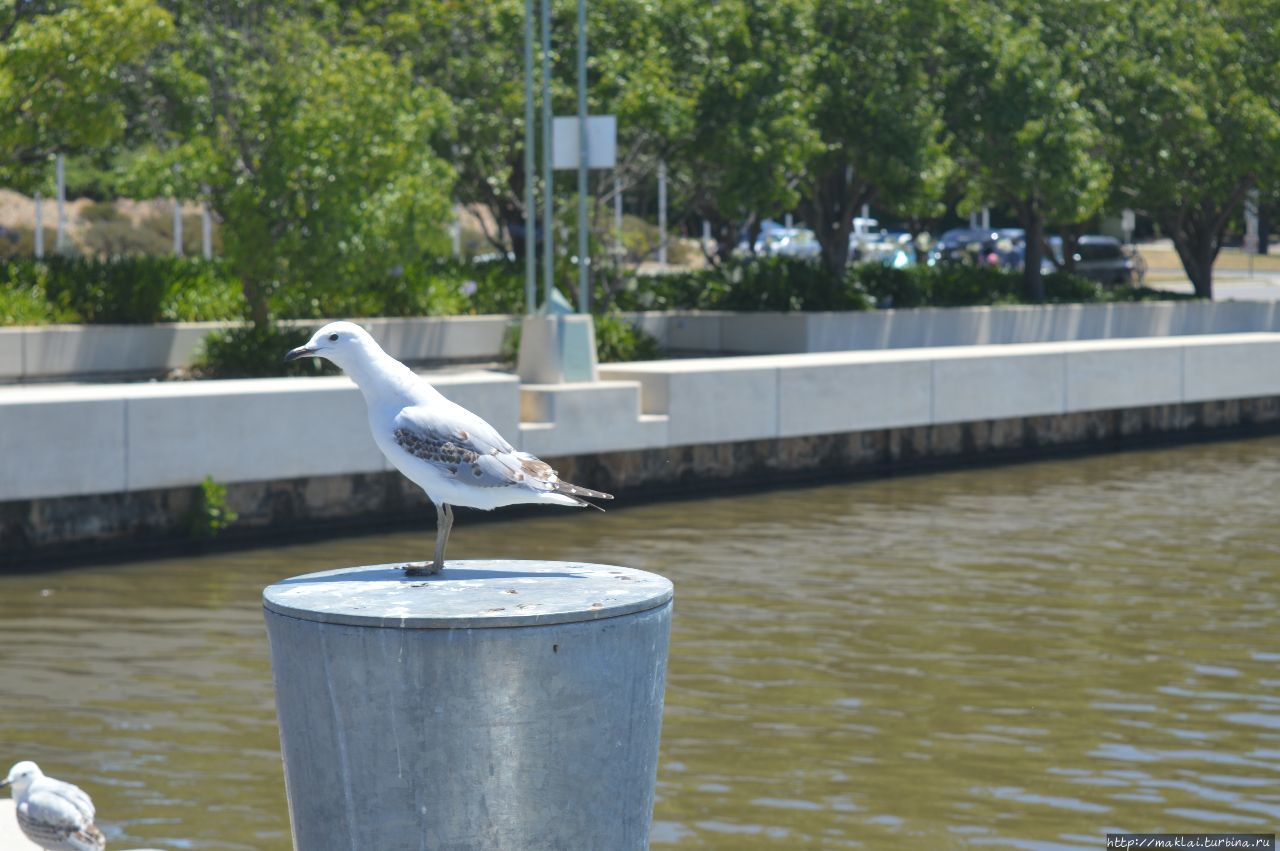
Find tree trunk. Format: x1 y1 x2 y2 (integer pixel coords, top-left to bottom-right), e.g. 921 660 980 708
1017 199 1045 303
243 277 270 328
808 165 861 277
1160 177 1256 300
1169 228 1214 299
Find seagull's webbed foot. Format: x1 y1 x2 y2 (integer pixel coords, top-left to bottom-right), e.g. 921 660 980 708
402 561 442 577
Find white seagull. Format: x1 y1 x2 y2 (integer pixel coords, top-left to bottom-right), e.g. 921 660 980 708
285 321 613 574
2 761 106 851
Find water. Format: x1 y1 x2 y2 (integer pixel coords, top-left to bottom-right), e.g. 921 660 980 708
2 437 1278 850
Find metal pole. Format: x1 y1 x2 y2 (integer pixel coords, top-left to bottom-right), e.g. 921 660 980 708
263 561 672 850
614 178 622 257
33 193 43 259
657 160 667 266
524 0 537 314
173 198 183 256
981 206 990 231
540 0 554 310
576 0 589 314
55 155 66 253
202 203 213 260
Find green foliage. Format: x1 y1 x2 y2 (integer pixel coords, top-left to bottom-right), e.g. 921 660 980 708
850 264 1171 309
131 11 455 324
192 323 340 379
804 0 952 271
0 227 57 261
593 314 662 363
1090 0 1280 297
941 1 1112 299
0 0 173 189
0 257 242 325
186 476 238 539
615 258 873 313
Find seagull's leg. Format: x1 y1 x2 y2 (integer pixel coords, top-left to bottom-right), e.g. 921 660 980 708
405 503 452 576
431 503 454 574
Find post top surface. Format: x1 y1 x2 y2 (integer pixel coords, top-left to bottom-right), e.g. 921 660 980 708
262 560 672 629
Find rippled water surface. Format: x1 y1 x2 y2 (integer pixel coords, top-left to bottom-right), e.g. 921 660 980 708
2 437 1279 849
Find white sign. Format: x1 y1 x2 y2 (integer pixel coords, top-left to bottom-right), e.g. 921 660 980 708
552 115 617 170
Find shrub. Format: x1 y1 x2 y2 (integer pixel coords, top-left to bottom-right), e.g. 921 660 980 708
80 217 173 257
0 256 244 324
186 476 238 539
615 257 872 312
594 313 662 362
192 323 341 379
0 226 59 260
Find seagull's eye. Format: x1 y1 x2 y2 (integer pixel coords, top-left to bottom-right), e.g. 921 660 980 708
328 333 339 342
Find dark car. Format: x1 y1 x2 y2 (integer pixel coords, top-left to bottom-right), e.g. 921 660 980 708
928 228 999 266
1071 235 1140 286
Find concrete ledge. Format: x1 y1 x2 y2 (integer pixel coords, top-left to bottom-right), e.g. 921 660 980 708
621 300 1280 354
6 300 1280 381
3 333 1280 556
0 316 517 380
0 370 519 500
602 333 1280 445
5 334 1280 503
519 381 667 456
6 395 1278 563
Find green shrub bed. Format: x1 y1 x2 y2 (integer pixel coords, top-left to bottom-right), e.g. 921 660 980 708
0 255 1193 376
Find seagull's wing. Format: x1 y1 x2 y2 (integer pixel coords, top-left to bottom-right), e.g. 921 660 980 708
392 403 531 490
392 401 614 504
20 789 94 837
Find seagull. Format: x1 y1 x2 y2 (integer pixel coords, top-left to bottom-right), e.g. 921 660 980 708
2 761 106 851
285 321 613 574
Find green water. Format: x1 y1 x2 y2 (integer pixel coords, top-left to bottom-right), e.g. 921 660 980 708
1 437 1278 850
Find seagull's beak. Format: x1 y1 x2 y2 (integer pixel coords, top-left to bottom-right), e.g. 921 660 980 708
284 345 317 363
0 778 11 789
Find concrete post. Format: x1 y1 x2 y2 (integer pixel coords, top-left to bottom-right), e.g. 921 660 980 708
263 561 672 851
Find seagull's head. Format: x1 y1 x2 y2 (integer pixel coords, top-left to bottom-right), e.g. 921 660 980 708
1 761 42 794
284 321 379 372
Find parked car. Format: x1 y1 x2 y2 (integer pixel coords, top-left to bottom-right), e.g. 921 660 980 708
1070 235 1140 286
755 226 822 259
927 228 999 266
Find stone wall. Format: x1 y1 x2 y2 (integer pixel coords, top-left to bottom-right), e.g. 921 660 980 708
4 396 1277 566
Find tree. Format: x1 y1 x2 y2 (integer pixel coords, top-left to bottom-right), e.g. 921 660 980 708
0 0 172 188
942 1 1110 301
1095 0 1280 299
652 0 818 261
802 0 951 275
127 8 455 325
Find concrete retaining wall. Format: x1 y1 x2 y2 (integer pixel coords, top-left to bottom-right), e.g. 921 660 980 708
623 300 1280 354
0 316 515 380
4 301 1280 380
3 333 1278 504
2 332 1280 559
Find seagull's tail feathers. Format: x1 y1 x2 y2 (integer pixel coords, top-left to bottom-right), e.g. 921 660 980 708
550 479 614 511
